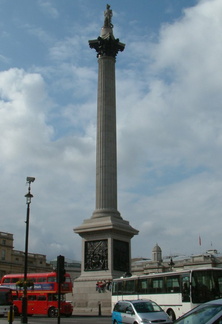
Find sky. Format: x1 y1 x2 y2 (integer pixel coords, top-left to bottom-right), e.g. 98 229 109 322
0 0 222 262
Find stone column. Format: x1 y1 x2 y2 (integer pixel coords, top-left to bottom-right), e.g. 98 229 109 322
73 5 138 315
93 54 119 218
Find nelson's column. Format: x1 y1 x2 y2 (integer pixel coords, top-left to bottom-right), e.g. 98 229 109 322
74 5 138 314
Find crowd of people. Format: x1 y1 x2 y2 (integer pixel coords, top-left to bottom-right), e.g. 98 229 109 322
96 280 112 293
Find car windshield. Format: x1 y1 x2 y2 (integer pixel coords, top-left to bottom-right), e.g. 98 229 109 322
134 301 162 313
174 304 222 324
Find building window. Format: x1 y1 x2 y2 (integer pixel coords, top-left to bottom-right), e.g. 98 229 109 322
2 239 6 245
1 250 6 260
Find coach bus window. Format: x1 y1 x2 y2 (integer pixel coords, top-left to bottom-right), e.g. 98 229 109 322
112 281 122 295
182 275 190 302
125 280 136 295
192 270 213 303
166 276 180 293
138 278 148 294
212 272 222 299
150 278 164 294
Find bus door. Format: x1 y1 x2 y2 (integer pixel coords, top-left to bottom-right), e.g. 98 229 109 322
181 274 190 302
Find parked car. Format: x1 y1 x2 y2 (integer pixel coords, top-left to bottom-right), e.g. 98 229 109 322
112 299 172 324
174 299 222 324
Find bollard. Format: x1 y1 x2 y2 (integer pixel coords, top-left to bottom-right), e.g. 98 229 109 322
7 305 14 324
98 301 101 316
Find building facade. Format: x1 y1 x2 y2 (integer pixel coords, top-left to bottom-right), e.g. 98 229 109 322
0 231 52 279
131 244 222 275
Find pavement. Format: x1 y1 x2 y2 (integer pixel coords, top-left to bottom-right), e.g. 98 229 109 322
0 319 17 324
0 314 111 323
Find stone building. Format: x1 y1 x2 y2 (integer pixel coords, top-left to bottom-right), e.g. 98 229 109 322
0 231 52 279
131 244 222 275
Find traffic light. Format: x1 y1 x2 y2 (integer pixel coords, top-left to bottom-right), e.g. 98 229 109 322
56 255 66 283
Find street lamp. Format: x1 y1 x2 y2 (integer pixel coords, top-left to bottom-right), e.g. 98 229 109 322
21 177 35 324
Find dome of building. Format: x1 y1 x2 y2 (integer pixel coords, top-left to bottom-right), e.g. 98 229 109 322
152 244 162 262
152 244 162 253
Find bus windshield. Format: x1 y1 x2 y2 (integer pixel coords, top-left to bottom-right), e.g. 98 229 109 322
191 269 222 303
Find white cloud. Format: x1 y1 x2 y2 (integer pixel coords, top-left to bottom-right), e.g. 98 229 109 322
117 0 222 257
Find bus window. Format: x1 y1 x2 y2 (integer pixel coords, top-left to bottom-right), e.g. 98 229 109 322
192 270 214 303
166 276 180 293
149 277 164 294
48 294 58 301
48 276 56 282
37 295 46 301
36 277 46 283
138 278 148 294
212 271 222 299
3 278 10 283
28 295 36 301
124 279 136 295
112 281 122 295
181 275 190 302
217 277 222 296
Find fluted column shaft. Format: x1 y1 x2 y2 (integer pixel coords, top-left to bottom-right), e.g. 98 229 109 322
92 55 120 218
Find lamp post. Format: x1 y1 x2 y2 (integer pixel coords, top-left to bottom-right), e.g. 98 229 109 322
21 177 35 324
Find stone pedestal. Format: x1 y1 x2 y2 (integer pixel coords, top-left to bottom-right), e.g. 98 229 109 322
74 216 138 313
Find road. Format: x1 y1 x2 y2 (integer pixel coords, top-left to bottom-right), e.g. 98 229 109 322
0 316 111 324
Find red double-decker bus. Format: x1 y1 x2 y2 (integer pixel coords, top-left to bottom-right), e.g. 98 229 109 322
0 272 73 317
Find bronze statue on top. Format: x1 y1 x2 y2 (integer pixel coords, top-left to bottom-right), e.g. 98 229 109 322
104 4 113 28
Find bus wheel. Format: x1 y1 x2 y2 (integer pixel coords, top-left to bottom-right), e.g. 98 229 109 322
48 307 57 317
167 309 176 321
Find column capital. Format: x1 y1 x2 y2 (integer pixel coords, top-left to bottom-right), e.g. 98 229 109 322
89 36 125 58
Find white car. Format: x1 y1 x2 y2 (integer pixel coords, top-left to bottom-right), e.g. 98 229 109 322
112 299 172 324
174 299 222 324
